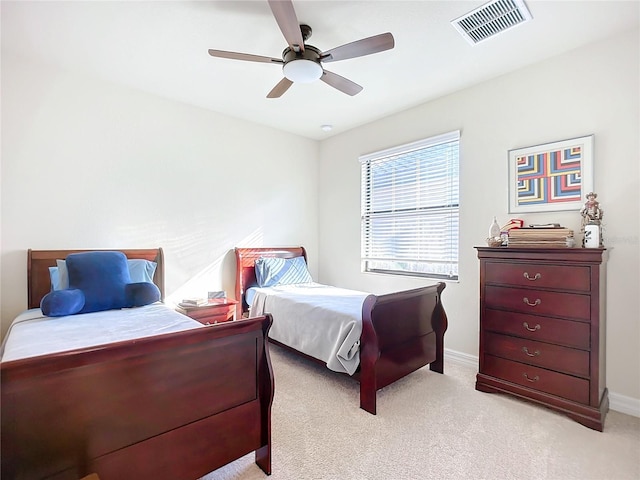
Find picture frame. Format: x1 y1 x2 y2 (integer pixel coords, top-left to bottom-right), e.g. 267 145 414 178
508 135 594 213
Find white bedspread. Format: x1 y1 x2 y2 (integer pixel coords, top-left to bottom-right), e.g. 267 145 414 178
248 283 369 375
1 303 202 363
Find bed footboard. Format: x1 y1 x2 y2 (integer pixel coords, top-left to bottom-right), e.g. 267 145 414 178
359 283 447 414
1 315 274 480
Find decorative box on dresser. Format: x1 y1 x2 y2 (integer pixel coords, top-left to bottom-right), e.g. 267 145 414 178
475 247 607 431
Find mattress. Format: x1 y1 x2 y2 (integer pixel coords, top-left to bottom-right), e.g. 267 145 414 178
1 303 202 362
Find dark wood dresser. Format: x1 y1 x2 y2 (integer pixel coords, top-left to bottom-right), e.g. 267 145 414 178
475 247 607 431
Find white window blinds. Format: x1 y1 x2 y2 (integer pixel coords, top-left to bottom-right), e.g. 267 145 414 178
360 131 460 280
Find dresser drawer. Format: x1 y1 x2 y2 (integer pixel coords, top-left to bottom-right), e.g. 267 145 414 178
485 262 591 292
484 332 589 377
484 309 590 350
485 285 590 321
483 355 590 404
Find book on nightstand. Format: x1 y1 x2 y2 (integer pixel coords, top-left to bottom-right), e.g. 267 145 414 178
179 297 209 308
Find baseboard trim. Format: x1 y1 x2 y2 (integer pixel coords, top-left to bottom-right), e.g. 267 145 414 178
444 348 478 369
608 391 640 418
444 348 640 418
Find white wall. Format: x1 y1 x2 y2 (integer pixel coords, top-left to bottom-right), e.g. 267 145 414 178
318 29 640 406
0 55 319 336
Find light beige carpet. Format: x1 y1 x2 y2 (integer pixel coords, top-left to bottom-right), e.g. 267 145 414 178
202 345 640 480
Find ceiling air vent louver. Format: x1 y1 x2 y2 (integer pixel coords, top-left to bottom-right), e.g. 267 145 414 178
451 0 532 45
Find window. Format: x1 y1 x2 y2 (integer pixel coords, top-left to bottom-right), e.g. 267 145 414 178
360 131 460 280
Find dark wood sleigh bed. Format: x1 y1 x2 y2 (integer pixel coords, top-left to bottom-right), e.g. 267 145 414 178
1 248 274 480
235 246 448 415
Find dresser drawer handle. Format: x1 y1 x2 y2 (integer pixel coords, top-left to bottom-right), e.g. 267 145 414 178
522 347 540 357
523 373 539 383
522 322 541 332
523 297 541 307
523 272 541 281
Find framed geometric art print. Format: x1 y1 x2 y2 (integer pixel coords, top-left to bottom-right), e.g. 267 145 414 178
508 135 594 213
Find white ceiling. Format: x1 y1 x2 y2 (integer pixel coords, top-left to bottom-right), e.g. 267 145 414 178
2 1 638 140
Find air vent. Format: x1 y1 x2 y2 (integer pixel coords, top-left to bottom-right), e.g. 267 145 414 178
452 0 532 45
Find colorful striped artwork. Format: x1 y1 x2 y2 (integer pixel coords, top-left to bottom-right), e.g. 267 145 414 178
516 146 583 205
508 136 594 213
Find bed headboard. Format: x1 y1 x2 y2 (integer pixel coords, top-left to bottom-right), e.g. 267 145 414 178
234 247 306 314
27 248 165 309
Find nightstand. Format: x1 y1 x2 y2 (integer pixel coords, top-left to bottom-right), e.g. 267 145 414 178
176 299 239 325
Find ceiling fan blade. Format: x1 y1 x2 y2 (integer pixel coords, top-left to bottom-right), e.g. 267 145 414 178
321 32 395 63
320 70 363 96
268 0 305 52
208 49 283 64
267 78 294 98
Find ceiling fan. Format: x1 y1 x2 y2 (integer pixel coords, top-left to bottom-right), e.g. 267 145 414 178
207 0 395 98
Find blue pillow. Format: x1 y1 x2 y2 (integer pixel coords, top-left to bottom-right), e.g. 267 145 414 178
51 259 70 290
40 289 85 317
66 251 131 314
255 256 313 287
127 259 157 283
125 282 161 307
48 266 61 291
49 258 157 290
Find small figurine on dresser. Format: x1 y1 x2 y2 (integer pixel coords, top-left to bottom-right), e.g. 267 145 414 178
580 192 604 248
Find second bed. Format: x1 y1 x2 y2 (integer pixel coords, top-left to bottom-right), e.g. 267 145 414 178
235 246 448 415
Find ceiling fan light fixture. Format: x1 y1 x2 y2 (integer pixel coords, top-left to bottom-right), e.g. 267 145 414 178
283 59 323 83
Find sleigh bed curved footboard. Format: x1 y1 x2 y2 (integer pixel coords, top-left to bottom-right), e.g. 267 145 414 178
359 282 448 414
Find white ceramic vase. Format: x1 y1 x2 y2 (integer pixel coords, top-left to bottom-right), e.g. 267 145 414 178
584 224 600 248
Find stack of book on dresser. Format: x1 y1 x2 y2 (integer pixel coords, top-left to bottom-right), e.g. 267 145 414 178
508 224 574 247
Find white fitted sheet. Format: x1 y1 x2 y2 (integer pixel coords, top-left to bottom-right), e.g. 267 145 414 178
1 303 202 362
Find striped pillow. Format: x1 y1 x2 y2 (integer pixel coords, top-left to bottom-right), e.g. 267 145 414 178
255 256 313 287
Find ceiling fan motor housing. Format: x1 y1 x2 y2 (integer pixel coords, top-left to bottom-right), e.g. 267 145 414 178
282 44 321 63
282 45 323 83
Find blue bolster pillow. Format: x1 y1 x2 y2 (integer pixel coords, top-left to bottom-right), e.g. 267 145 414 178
40 289 85 317
125 282 161 307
